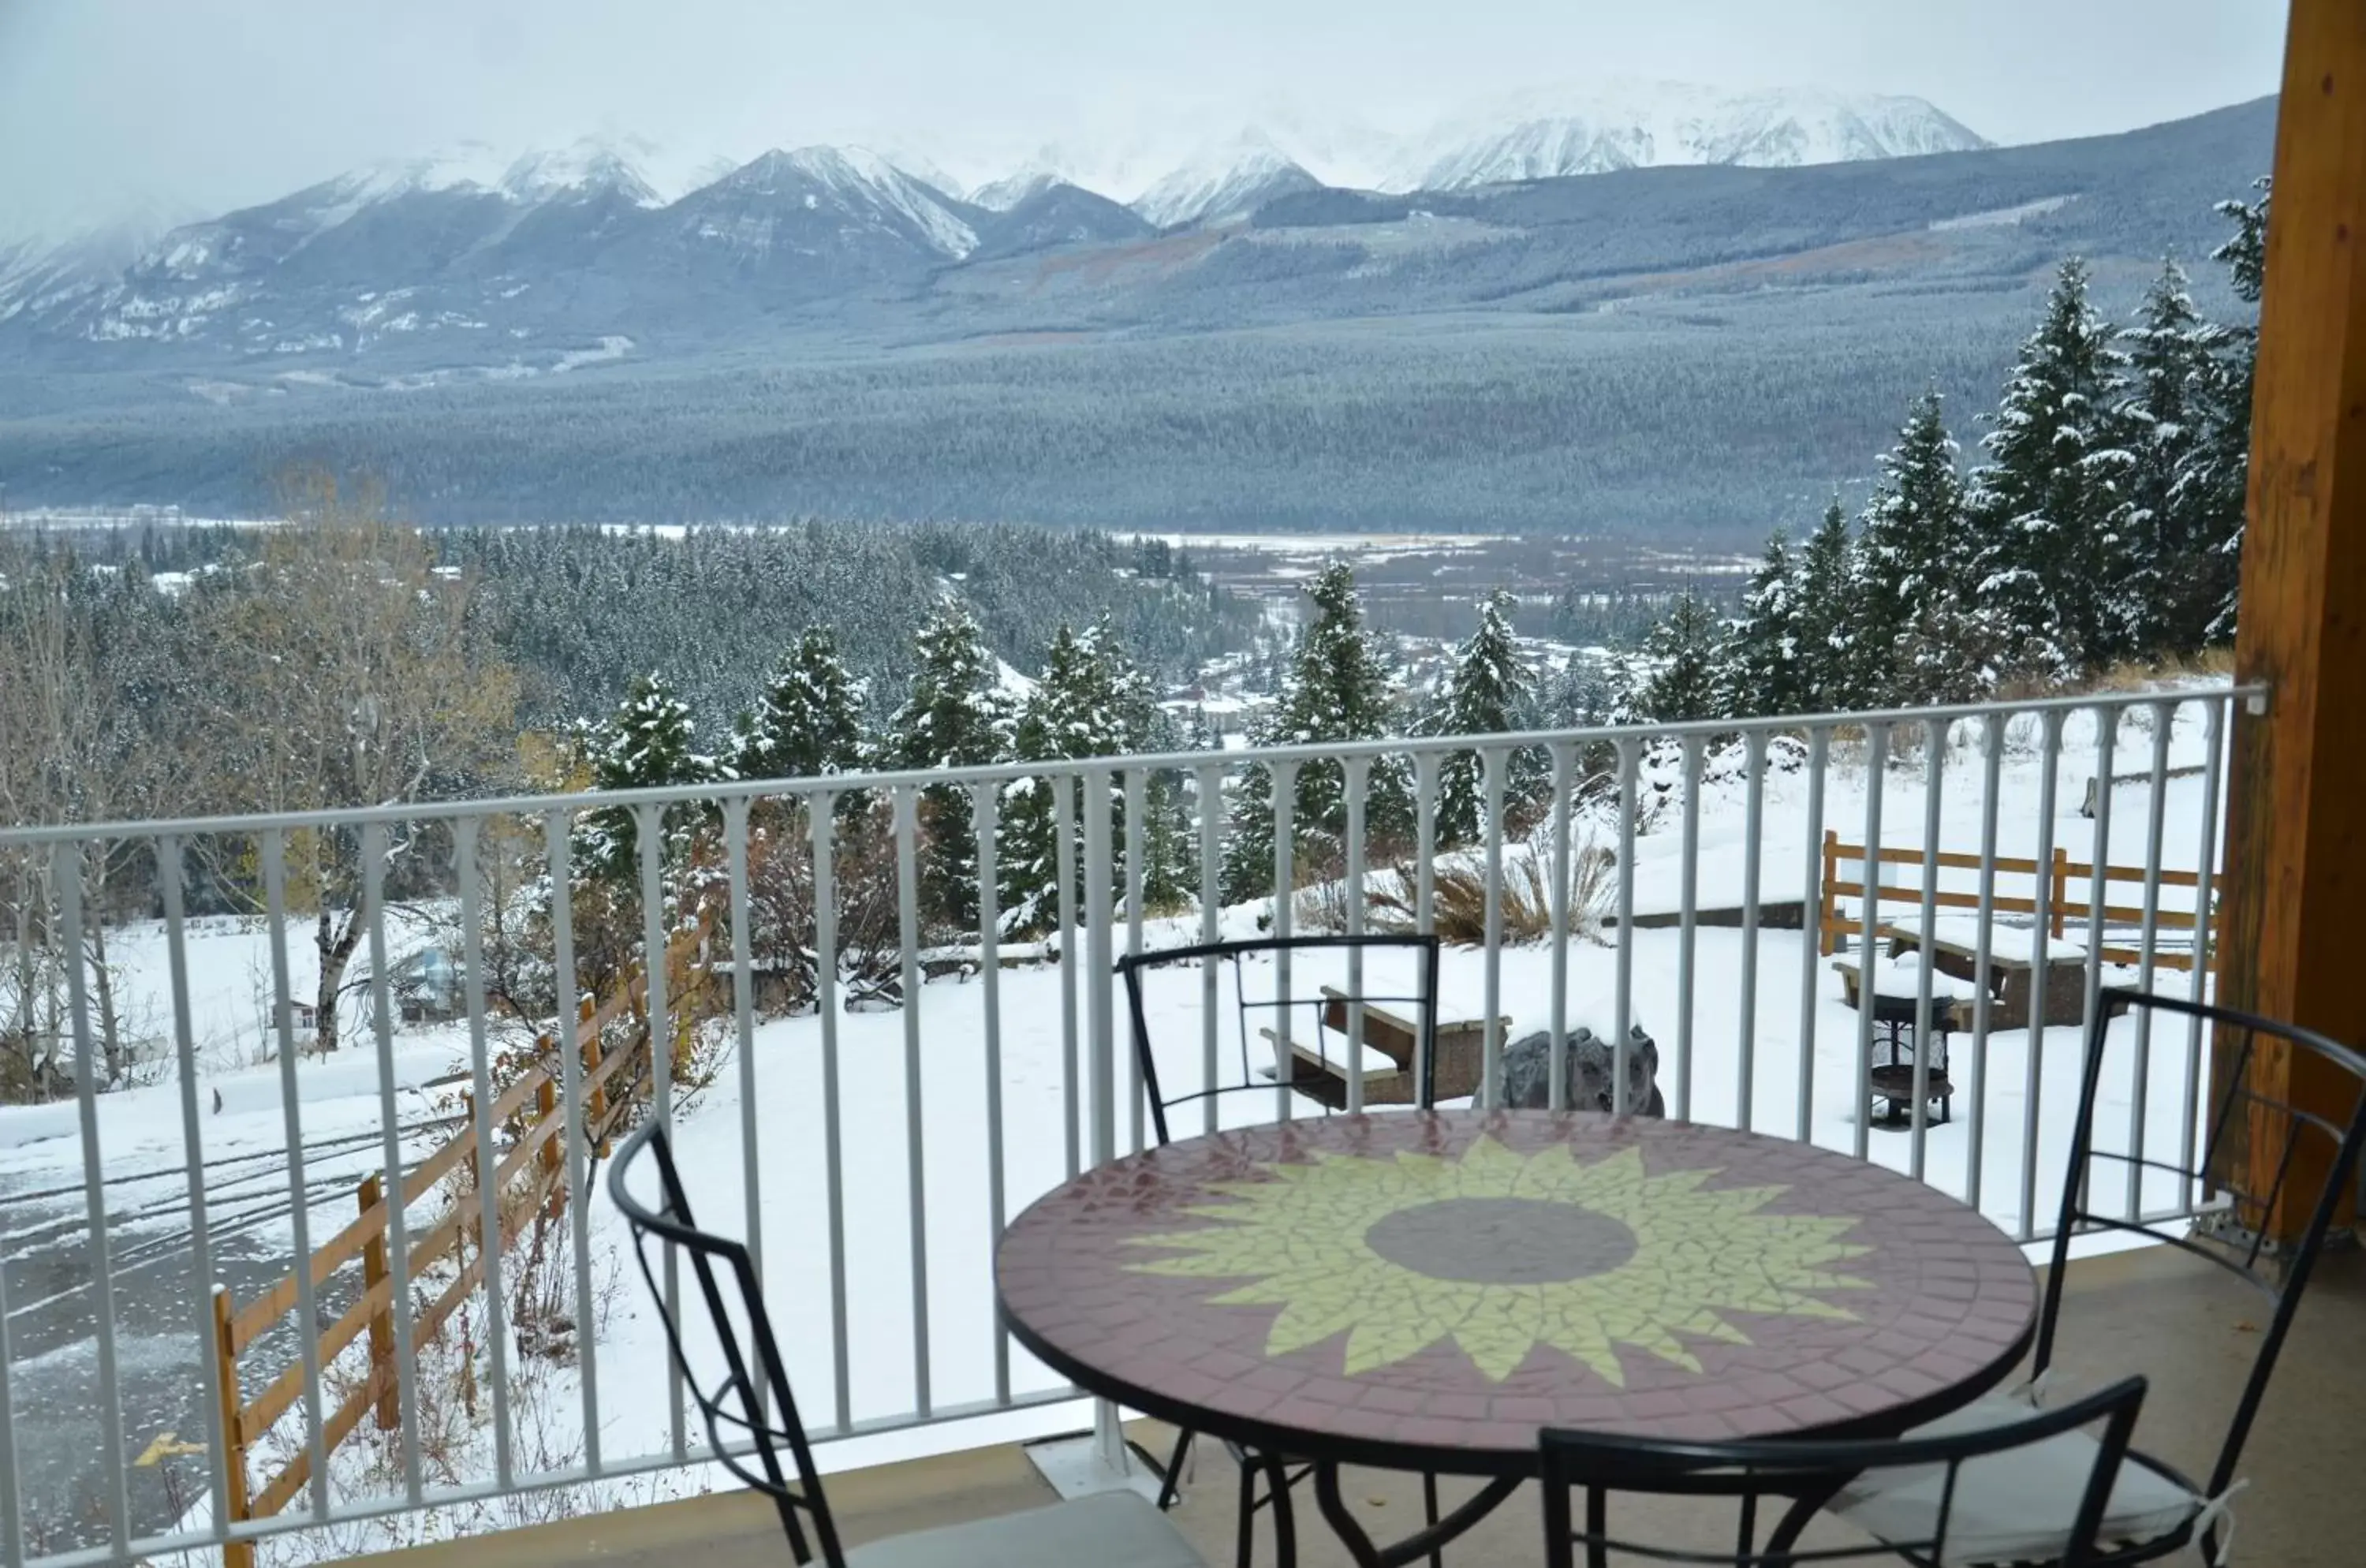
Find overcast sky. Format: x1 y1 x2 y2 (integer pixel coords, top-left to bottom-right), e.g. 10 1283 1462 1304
0 0 2289 241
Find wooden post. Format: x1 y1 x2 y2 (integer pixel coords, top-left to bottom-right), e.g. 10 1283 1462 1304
2214 0 2366 1241
536 1077 565 1218
211 1287 255 1568
357 1175 398 1431
2050 848 2069 939
582 995 610 1158
1819 830 1839 955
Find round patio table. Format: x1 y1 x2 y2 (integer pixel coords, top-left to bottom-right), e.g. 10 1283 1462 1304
995 1110 2036 1568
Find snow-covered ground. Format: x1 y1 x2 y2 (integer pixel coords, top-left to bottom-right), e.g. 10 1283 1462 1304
0 687 2232 1562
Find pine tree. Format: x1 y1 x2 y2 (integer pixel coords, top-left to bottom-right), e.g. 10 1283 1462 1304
733 626 866 784
1425 589 1543 848
575 672 722 886
2115 258 2229 656
1967 258 2136 681
1791 498 1860 711
1221 565 1410 902
881 600 1010 931
1847 392 1975 702
1720 531 1804 719
1633 589 1727 724
2183 178 2270 644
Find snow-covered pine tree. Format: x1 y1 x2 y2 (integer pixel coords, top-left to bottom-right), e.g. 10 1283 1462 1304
1220 564 1411 903
1077 616 1197 915
1719 531 1805 719
1849 391 1980 703
997 625 1106 935
2181 177 2270 644
733 626 867 784
1425 588 1545 848
1966 258 2136 681
881 600 1010 931
575 671 724 886
1633 589 1727 724
1791 498 1860 711
2114 258 2229 657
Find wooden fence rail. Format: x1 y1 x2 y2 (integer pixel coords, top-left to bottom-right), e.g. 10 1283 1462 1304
208 939 682 1566
1818 831 2215 973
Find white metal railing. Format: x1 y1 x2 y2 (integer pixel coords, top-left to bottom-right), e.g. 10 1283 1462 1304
0 682 2262 1566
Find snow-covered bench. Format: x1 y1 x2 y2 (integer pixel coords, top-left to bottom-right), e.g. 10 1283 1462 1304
1255 1027 1404 1109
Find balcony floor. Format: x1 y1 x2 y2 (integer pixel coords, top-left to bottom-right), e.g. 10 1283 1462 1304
347 1241 2366 1568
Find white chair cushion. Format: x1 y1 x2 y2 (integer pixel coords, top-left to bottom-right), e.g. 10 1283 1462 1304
845 1488 1204 1568
1829 1392 2200 1566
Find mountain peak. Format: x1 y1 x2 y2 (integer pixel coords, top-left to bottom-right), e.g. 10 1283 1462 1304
1132 136 1322 229
1387 79 1990 191
502 137 663 207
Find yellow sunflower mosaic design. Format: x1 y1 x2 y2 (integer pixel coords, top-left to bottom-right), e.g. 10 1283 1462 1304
1124 1136 1873 1385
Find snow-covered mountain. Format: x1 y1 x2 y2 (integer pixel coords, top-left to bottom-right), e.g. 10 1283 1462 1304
1388 81 1988 191
967 165 1068 213
1130 137 1323 230
684 146 978 259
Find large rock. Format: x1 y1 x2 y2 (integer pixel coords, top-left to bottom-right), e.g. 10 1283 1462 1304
1498 1026 1666 1117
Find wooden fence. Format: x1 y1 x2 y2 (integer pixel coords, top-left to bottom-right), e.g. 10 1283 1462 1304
208 917 715 1566
1818 831 2212 973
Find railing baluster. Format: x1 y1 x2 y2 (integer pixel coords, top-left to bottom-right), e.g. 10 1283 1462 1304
1909 719 1946 1182
457 818 516 1491
1795 727 1830 1146
1085 771 1118 1166
1343 757 1370 1114
364 823 425 1500
1854 722 1890 1163
1080 768 1127 1469
725 800 763 1420
1739 727 1769 1133
1413 753 1439 936
1197 763 1224 1133
2129 700 2174 1221
1548 741 1574 1112
0 1114 21 1568
2181 698 2229 1207
1124 768 1147 1152
259 830 331 1523
161 834 237 1535
543 811 594 1478
1481 747 1506 1113
1677 735 1704 1124
1613 737 1639 1117
55 843 132 1554
2079 704 2119 1229
972 782 1009 1405
1053 774 1080 1178
1966 716 2006 1217
1271 760 1298 1122
812 793 853 1432
633 803 682 1460
892 784 930 1420
2021 710 2067 1240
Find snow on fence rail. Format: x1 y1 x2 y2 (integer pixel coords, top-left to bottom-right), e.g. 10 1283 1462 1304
0 682 2260 1567
212 976 647 1566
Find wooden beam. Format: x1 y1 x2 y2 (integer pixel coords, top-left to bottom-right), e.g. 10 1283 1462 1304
2214 0 2366 1240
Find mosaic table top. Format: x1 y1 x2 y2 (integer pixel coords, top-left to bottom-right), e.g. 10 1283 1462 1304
996 1111 2035 1471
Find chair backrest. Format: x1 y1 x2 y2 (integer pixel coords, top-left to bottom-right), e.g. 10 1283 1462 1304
606 1121 849 1567
1539 1376 2148 1568
1115 933 1442 1144
2037 987 2366 1499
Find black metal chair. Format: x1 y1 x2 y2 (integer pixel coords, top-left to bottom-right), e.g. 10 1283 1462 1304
608 1122 1206 1568
1540 1376 2150 1568
1827 987 2366 1565
1115 933 1446 1568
